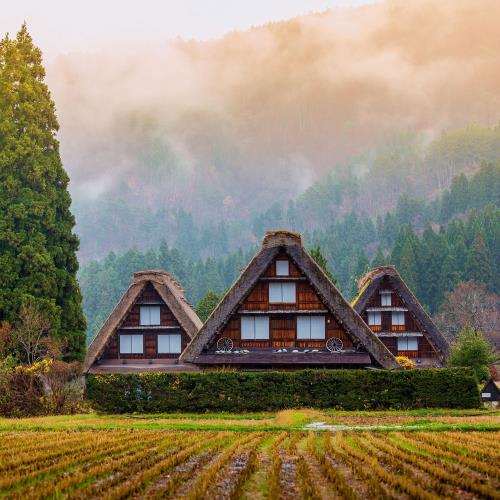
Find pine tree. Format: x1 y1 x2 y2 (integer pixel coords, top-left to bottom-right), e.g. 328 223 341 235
466 232 493 289
392 226 420 294
204 258 224 295
0 25 86 360
420 225 448 312
371 246 386 268
350 249 370 298
196 290 221 323
309 245 336 284
158 239 171 270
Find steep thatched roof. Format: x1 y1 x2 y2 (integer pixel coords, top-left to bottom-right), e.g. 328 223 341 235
353 265 449 364
181 231 399 369
84 270 202 372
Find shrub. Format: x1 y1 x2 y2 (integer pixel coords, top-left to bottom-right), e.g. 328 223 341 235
86 368 480 413
0 360 45 417
0 359 83 417
396 356 416 369
449 327 495 381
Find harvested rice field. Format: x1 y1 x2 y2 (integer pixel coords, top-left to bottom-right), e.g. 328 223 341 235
1 428 499 499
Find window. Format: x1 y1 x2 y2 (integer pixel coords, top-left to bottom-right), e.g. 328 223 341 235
297 316 325 339
241 316 269 340
120 335 143 354
140 306 160 326
397 337 418 351
158 334 182 354
367 311 381 326
380 292 392 306
276 260 289 276
392 311 405 326
269 282 296 303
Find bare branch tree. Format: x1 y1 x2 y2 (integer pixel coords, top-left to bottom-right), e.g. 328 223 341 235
0 321 12 357
12 304 52 365
434 280 500 353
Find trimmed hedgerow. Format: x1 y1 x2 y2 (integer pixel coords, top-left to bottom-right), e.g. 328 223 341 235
85 368 480 413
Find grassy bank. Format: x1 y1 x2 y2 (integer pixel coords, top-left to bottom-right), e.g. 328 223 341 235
1 408 499 432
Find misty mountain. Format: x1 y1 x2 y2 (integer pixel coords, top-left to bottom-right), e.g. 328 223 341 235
43 0 500 261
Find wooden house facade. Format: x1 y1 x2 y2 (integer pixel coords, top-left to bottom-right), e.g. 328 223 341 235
481 379 500 406
353 266 449 367
180 231 399 369
84 271 202 373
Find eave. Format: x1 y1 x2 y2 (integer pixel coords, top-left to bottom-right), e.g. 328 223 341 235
192 352 372 365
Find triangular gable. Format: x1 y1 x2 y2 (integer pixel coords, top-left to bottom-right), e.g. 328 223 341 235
84 270 202 372
181 231 399 369
353 265 449 364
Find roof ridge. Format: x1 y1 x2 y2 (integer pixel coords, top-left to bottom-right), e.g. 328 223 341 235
357 265 398 290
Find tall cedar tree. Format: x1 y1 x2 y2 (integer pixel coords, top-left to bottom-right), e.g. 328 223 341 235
0 25 86 360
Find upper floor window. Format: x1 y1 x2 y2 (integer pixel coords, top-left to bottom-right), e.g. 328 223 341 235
380 291 392 306
120 334 143 354
140 305 160 326
276 260 289 276
158 334 182 354
297 316 325 339
392 311 405 326
269 282 296 303
397 337 418 351
241 316 269 340
367 311 381 326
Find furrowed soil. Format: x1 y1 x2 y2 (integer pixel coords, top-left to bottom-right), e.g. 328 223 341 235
1 428 498 499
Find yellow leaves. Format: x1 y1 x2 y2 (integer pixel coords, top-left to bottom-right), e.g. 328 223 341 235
396 355 416 369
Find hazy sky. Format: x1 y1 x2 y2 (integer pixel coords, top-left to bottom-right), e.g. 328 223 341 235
2 0 374 58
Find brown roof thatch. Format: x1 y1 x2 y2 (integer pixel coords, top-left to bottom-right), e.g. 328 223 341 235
84 270 202 372
181 231 399 369
352 265 449 364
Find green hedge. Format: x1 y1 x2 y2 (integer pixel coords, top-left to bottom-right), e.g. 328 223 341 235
86 368 480 413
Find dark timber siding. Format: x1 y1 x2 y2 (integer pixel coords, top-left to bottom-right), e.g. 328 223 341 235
100 284 190 360
213 255 355 349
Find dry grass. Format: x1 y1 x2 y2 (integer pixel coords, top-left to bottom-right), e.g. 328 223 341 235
1 429 499 499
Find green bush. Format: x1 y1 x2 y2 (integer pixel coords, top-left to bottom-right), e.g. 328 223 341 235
449 326 495 382
86 368 480 413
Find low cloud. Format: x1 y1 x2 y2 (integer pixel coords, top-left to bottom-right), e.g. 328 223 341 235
46 0 500 220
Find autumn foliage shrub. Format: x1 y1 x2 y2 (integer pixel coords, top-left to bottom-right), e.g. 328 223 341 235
86 367 480 413
0 359 83 417
0 359 45 417
396 356 416 369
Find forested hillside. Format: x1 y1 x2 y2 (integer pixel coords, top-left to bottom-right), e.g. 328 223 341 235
74 125 500 261
80 162 499 342
50 0 500 344
40 0 500 262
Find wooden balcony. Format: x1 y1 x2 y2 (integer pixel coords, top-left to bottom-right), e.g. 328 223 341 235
397 350 418 358
391 325 405 332
370 325 382 332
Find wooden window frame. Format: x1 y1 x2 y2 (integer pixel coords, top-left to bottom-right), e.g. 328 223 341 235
241 316 270 340
119 334 144 354
380 292 392 306
140 305 161 326
268 282 296 303
392 311 405 326
157 334 182 354
368 311 382 326
297 315 325 340
275 260 289 276
397 336 418 351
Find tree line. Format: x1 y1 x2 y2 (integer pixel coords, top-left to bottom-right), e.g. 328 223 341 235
80 163 499 342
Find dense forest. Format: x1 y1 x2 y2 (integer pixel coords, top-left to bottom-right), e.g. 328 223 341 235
80 161 499 342
74 125 500 262
46 0 500 264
